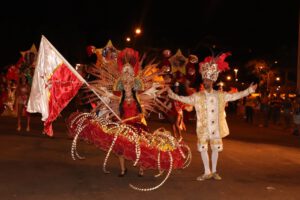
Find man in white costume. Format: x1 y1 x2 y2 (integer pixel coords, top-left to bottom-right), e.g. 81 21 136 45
167 52 257 181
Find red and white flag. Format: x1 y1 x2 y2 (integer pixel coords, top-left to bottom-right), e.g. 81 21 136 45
27 35 85 136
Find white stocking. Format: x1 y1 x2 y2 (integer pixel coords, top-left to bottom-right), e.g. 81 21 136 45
200 150 211 175
211 149 219 173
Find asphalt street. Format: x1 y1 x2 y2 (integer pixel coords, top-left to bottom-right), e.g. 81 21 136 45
0 111 300 200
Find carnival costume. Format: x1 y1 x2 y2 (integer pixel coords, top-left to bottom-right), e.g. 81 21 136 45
86 40 119 68
2 44 36 117
66 47 191 191
168 52 256 181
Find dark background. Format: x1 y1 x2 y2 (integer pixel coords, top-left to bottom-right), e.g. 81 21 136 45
0 0 299 72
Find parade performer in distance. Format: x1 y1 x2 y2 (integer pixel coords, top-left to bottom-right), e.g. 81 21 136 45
2 44 36 117
166 81 188 140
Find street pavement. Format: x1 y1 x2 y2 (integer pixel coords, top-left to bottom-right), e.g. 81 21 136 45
0 111 300 200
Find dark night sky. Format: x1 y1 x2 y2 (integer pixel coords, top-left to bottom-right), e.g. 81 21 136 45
0 0 299 69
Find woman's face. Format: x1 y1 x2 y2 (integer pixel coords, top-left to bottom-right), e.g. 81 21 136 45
124 84 131 92
122 64 134 77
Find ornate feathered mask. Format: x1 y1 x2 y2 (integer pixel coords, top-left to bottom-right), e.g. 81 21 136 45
199 52 231 82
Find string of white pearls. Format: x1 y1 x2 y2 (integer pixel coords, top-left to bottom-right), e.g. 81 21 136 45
129 152 173 192
102 126 122 173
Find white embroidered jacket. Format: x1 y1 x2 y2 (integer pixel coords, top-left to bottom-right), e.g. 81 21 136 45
168 88 254 143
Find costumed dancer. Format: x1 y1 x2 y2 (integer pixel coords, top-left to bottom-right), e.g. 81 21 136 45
2 44 37 117
113 48 147 177
69 47 191 191
167 52 257 181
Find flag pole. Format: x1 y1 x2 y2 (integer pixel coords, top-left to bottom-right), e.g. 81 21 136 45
42 35 122 122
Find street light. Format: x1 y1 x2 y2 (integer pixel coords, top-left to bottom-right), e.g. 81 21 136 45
276 77 280 81
226 76 232 81
234 68 238 81
135 28 142 35
132 27 142 49
126 37 131 42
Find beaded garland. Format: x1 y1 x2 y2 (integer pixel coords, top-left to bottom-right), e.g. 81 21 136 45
67 112 192 191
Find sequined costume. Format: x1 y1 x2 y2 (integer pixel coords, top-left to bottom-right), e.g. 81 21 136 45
67 47 191 191
168 88 255 151
168 52 257 181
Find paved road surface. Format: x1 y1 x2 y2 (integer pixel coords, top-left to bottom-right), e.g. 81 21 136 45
0 112 300 200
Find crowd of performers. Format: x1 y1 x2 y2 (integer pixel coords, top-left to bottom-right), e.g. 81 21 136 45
1 40 257 191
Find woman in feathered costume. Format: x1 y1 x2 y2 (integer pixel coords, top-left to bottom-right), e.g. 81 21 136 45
67 47 191 191
113 48 147 177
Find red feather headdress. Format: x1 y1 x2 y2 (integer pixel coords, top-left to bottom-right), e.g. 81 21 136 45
117 48 140 76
